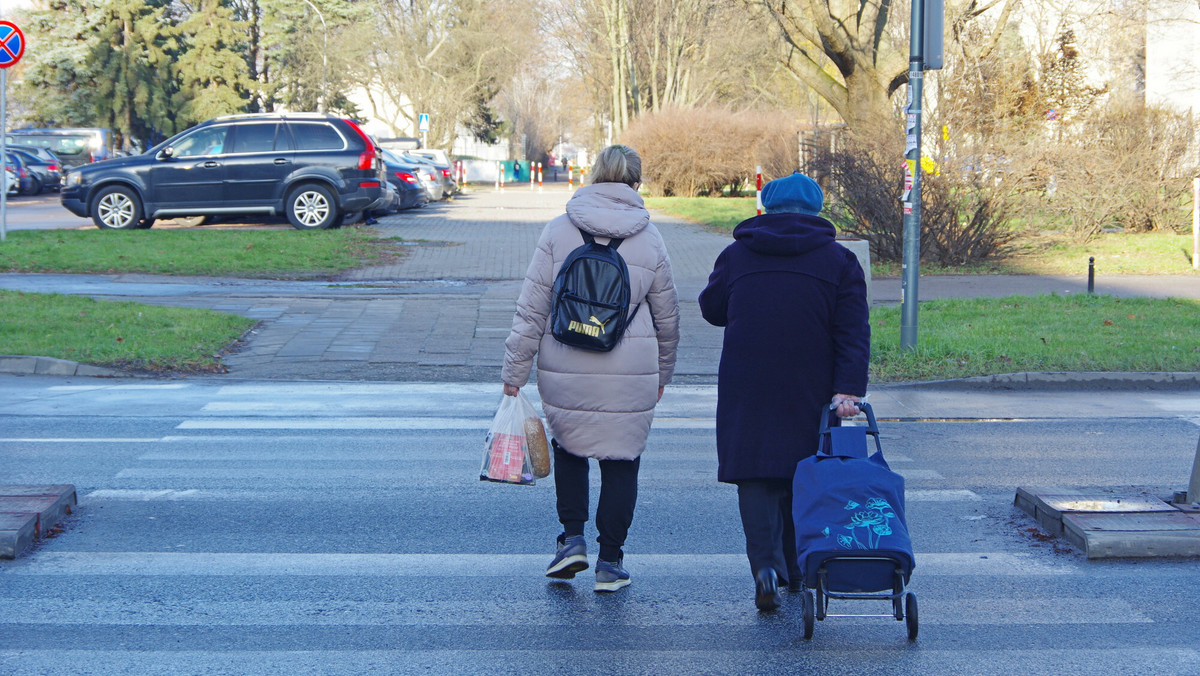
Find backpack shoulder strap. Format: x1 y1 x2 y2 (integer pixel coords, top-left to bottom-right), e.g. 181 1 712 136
576 227 622 249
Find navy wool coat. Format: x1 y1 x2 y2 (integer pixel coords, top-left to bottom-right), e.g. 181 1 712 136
699 213 870 483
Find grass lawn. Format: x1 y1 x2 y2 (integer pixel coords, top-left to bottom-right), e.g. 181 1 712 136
870 294 1200 382
0 226 404 278
645 196 1199 276
0 290 256 373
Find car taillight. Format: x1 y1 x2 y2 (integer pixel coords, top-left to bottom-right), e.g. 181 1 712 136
343 118 377 171
19 168 28 178
396 172 418 184
441 169 451 178
47 164 58 172
360 181 380 188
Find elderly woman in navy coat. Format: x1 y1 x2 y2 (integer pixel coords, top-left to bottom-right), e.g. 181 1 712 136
699 172 870 612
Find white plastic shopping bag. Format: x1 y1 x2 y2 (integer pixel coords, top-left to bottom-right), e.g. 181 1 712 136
480 391 550 485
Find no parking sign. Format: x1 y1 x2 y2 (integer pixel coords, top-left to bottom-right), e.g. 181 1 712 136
0 20 25 242
0 21 24 69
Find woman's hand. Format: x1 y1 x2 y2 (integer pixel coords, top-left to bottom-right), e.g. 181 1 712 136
503 383 520 397
658 386 664 402
831 393 861 418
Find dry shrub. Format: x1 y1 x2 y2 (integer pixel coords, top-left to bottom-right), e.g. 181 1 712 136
620 106 799 197
818 120 1016 266
1035 103 1196 241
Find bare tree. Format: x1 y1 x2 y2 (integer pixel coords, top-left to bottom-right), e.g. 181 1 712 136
355 0 536 149
755 0 1019 133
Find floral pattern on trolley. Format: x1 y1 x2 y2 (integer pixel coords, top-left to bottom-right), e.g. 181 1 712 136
821 498 898 550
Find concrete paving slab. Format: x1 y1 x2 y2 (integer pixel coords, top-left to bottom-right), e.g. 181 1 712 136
0 485 77 537
0 512 37 560
1064 512 1200 559
1016 486 1200 558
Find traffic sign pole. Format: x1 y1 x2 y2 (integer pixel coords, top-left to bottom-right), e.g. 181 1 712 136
0 21 25 243
1 68 8 242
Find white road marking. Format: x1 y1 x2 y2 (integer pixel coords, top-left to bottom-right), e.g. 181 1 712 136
3 551 1079 577
0 438 161 443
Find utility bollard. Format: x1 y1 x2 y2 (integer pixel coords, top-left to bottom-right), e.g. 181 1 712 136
756 166 763 216
495 162 500 191
537 162 543 190
1087 257 1095 294
568 162 574 190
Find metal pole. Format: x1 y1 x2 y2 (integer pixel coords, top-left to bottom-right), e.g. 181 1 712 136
900 0 925 349
1 68 8 243
1087 257 1095 294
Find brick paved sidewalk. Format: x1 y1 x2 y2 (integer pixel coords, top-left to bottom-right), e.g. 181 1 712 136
223 184 732 381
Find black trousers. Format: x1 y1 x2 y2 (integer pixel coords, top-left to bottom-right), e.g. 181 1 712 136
735 478 801 586
553 440 640 562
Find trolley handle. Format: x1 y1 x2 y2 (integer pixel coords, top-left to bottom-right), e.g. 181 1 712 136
817 400 883 457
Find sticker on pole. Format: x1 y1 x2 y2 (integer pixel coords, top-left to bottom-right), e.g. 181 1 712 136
418 113 430 132
0 22 24 69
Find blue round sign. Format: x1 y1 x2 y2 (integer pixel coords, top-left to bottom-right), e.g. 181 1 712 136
0 21 25 69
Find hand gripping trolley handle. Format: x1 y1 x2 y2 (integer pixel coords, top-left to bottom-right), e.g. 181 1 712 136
793 401 918 641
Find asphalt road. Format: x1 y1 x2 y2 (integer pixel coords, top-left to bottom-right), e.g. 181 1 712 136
2 378 1199 674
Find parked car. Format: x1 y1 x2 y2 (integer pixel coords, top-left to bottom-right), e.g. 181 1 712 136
5 168 16 195
381 149 433 208
4 151 35 196
7 128 116 168
400 152 452 199
8 144 63 166
60 113 386 230
405 150 456 197
9 148 62 194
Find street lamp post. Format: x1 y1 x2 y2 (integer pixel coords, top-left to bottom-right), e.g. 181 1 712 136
301 0 328 113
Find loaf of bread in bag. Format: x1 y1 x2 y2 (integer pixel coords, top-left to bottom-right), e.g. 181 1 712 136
525 417 551 478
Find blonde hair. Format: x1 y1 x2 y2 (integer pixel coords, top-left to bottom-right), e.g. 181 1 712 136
586 145 642 188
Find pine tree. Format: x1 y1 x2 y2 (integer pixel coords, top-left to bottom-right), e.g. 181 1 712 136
172 0 255 126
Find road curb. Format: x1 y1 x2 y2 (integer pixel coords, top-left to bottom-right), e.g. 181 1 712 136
0 355 126 378
891 371 1200 390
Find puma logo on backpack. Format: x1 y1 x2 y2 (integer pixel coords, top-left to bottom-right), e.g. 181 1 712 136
550 228 639 352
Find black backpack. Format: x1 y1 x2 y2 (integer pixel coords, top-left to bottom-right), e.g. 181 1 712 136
550 228 640 352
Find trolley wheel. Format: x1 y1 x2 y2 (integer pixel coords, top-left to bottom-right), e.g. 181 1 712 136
905 592 919 641
801 591 815 639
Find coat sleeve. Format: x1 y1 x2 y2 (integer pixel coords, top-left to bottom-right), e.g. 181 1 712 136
646 233 680 388
698 246 730 327
830 251 871 396
502 225 556 387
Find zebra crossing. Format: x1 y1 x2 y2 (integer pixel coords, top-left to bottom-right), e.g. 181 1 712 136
2 379 1199 674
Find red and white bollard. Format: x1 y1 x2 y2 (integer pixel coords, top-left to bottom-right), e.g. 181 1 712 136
568 162 574 190
530 163 535 190
755 166 763 215
537 162 543 190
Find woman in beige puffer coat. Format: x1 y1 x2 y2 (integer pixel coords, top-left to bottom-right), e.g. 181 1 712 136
502 145 680 592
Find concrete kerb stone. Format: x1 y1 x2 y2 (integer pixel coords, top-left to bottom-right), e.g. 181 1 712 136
0 355 126 378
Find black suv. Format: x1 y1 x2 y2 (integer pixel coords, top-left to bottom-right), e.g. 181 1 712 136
61 113 386 230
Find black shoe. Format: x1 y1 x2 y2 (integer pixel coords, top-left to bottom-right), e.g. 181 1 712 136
755 569 781 612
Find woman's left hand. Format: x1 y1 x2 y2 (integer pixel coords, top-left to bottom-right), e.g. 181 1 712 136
503 383 520 397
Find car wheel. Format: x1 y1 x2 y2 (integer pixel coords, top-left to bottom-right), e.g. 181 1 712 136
29 176 42 196
286 183 339 230
91 186 144 230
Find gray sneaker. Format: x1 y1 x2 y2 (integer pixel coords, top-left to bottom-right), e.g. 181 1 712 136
593 556 630 592
546 535 588 579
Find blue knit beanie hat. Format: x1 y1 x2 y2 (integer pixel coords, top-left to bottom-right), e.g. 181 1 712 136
760 172 824 216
